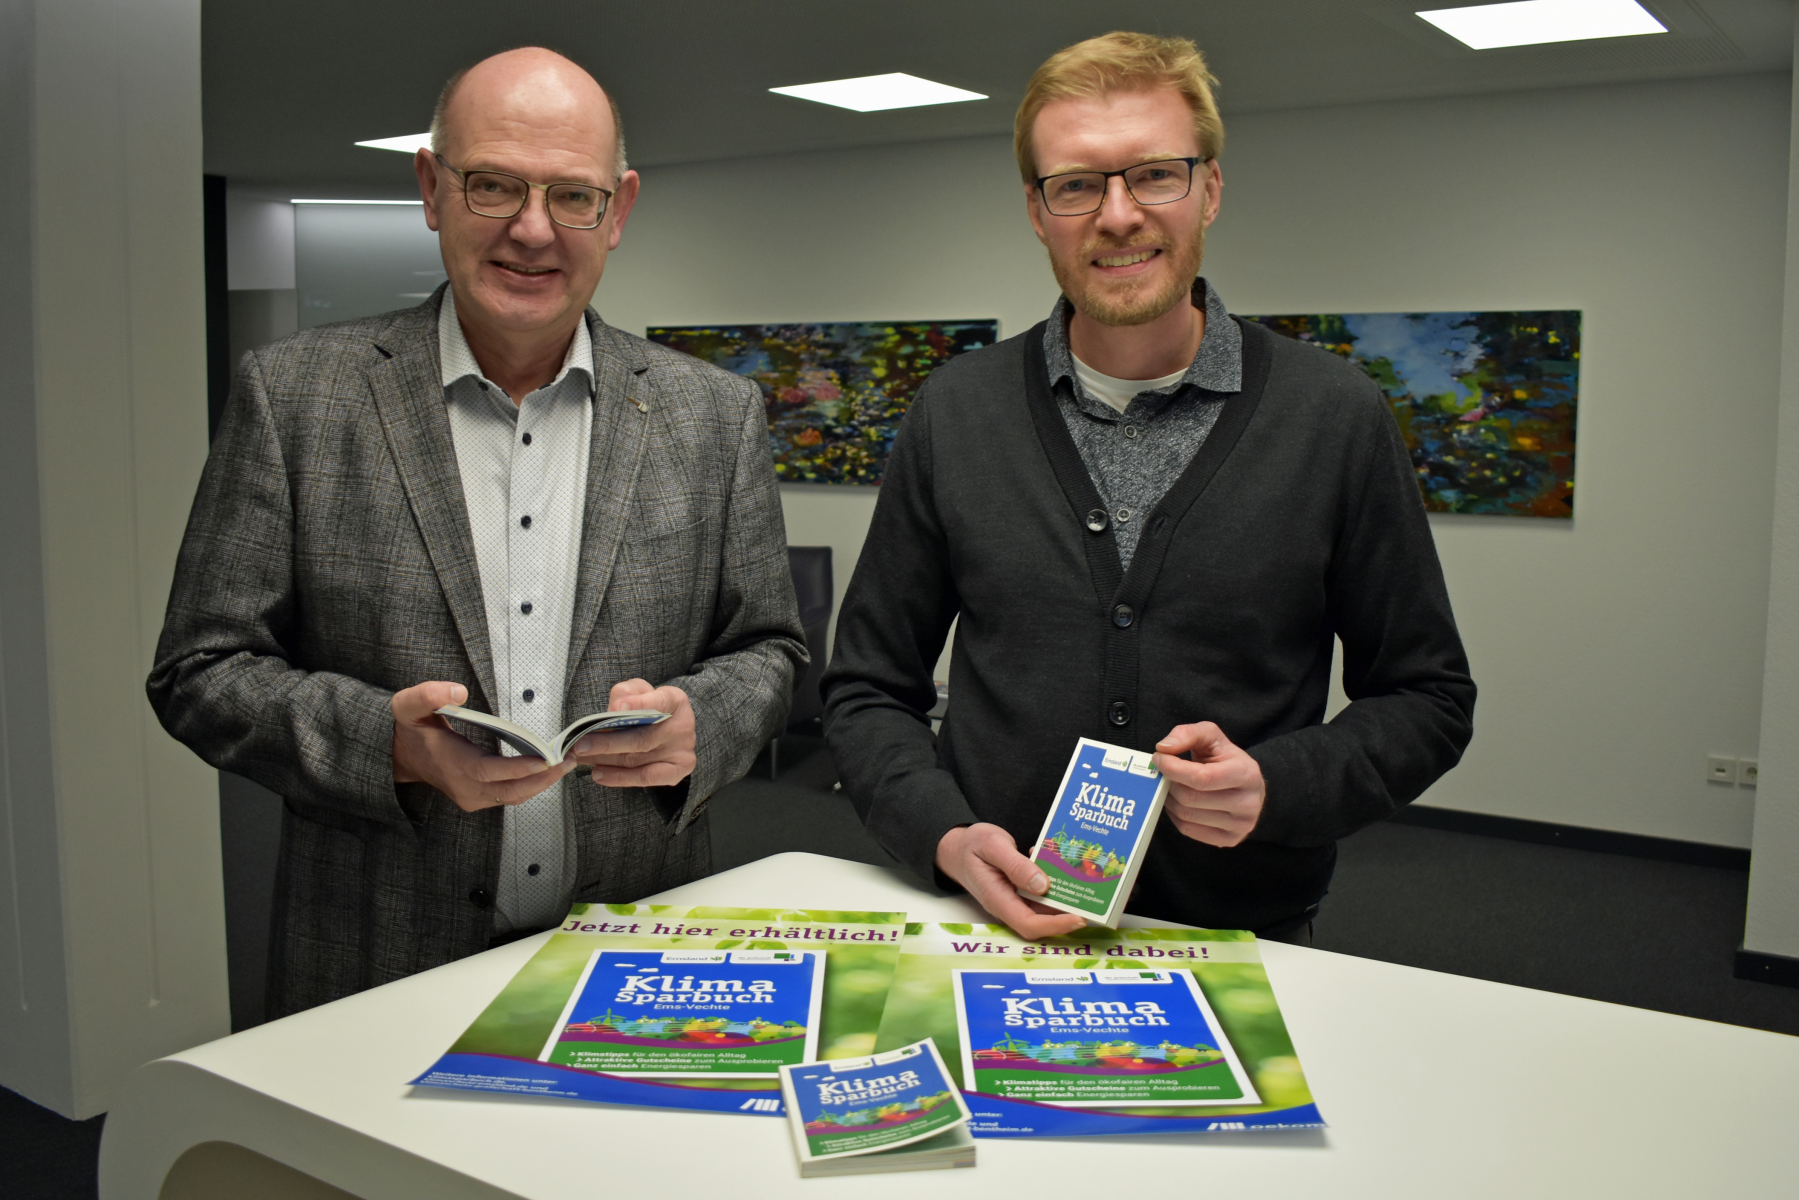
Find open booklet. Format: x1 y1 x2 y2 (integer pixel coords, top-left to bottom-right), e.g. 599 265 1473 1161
437 704 669 765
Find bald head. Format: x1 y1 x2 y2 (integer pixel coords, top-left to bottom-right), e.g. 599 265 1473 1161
414 44 642 384
430 47 626 183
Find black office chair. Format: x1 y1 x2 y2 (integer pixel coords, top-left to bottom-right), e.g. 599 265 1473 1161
770 546 833 780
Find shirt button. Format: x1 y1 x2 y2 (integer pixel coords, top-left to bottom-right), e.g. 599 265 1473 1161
1116 508 1133 523
521 431 533 446
522 688 535 702
1085 508 1110 534
1109 700 1131 726
468 888 494 910
1113 604 1134 628
520 514 532 529
527 863 541 877
520 601 533 615
1124 425 1138 439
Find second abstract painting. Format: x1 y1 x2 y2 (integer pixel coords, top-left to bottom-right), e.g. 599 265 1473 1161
1247 310 1580 518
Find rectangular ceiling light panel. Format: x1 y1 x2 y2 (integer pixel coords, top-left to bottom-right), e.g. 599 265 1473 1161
356 133 432 153
768 72 986 112
1417 0 1666 49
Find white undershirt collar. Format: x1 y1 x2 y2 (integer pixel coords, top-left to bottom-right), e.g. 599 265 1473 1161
1070 354 1189 416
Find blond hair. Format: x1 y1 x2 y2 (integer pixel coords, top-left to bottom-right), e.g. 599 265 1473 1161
1014 31 1223 184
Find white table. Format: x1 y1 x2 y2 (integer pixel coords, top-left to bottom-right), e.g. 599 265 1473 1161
99 852 1799 1199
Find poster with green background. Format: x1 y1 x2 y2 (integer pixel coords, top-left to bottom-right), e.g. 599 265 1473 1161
411 904 905 1115
874 922 1325 1136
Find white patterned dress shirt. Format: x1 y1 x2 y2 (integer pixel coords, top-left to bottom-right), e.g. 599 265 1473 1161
439 289 593 933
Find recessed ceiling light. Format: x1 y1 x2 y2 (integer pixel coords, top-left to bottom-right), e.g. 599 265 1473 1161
768 72 986 113
1416 0 1666 49
290 199 424 205
355 133 432 154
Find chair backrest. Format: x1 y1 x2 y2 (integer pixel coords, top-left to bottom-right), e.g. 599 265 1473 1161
786 546 834 728
788 545 834 629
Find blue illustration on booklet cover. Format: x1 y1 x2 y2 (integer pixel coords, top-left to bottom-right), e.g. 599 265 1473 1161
541 949 822 1077
955 968 1258 1106
1037 744 1162 916
788 1043 965 1157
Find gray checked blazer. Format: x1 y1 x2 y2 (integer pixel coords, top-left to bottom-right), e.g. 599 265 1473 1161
148 289 806 1018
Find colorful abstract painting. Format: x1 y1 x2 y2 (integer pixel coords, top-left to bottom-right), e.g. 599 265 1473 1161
1245 311 1580 518
646 320 999 485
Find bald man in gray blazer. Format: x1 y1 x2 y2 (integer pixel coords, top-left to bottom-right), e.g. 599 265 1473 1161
149 50 803 1017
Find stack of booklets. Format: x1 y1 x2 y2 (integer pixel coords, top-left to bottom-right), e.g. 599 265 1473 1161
778 1039 974 1176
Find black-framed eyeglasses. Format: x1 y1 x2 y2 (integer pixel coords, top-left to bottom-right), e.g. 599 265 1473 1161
1035 157 1207 217
434 153 613 229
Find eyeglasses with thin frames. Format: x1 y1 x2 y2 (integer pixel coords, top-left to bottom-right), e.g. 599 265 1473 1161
434 153 614 229
1035 157 1208 217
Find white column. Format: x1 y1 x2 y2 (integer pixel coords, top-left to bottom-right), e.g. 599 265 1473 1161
1744 20 1799 968
0 0 227 1118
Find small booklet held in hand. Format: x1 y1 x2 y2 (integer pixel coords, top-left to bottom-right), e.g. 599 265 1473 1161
436 704 669 765
1021 737 1169 927
778 1039 975 1177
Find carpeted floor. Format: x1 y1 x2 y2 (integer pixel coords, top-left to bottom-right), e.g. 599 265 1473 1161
1316 817 1799 1035
5 733 1795 1198
0 1090 104 1200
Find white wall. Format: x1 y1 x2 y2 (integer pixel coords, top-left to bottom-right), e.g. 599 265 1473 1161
1223 75 1790 850
597 71 1791 849
0 0 74 1114
224 192 301 375
0 0 227 1119
225 194 295 291
598 134 1056 680
1746 17 1799 960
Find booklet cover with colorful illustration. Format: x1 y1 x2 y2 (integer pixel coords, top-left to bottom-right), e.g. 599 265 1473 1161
952 967 1257 1107
410 904 905 1116
780 1039 973 1165
540 948 824 1078
874 922 1324 1137
1022 738 1169 926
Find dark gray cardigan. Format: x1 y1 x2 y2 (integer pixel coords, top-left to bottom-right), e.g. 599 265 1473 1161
822 318 1476 933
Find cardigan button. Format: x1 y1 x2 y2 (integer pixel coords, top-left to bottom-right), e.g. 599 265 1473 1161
1109 700 1131 726
1112 604 1134 628
468 888 495 910
1085 508 1109 534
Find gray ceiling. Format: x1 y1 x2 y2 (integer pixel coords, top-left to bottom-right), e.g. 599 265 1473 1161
205 0 1793 195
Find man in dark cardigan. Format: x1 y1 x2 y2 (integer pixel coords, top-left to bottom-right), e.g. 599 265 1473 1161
821 32 1475 943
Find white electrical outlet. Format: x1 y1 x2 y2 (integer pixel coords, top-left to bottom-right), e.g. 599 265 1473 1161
1739 758 1759 787
1707 755 1737 785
